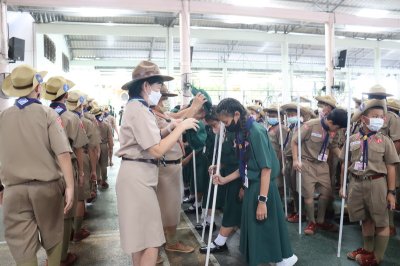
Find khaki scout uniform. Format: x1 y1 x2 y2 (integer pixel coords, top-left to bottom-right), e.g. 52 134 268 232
0 66 72 263
292 118 339 200
154 110 184 227
341 132 399 226
268 123 288 188
104 113 117 136
94 113 113 183
115 99 165 254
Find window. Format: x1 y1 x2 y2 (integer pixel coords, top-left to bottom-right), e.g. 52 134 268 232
43 35 56 63
62 53 69 72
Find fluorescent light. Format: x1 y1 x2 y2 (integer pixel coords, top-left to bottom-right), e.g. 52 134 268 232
357 9 389 19
229 0 277 8
65 8 133 17
344 25 385 33
222 15 274 25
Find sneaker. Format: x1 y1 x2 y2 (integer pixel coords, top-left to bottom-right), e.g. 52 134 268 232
316 221 338 232
183 196 195 204
276 254 298 266
60 252 78 266
347 248 373 260
287 213 299 223
304 222 317 235
165 241 195 253
355 253 378 266
390 226 397 237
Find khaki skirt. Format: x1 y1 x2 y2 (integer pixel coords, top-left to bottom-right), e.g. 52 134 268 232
116 160 165 254
157 164 183 227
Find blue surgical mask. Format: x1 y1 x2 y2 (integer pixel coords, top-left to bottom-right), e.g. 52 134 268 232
367 118 384 132
287 117 298 125
267 117 279 126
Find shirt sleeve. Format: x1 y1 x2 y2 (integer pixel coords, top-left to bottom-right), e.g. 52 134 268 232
47 109 72 155
250 124 277 170
388 112 400 141
292 122 311 145
384 136 400 165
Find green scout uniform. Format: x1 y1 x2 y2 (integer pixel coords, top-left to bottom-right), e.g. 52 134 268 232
240 122 293 266
341 131 399 226
220 131 241 227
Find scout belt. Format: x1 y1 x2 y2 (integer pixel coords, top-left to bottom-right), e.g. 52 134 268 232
163 159 182 165
352 174 384 181
122 157 159 166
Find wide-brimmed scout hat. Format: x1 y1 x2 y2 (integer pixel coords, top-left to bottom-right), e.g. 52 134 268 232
365 84 392 98
42 76 75 101
387 98 400 112
351 99 387 123
90 106 103 116
352 97 362 105
2 64 47 97
247 105 265 116
315 95 337 108
122 61 174 90
281 102 307 116
263 104 281 114
66 90 85 111
161 84 178 97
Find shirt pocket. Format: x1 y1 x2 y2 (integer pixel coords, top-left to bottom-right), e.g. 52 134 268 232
368 143 385 164
310 132 323 143
349 142 361 162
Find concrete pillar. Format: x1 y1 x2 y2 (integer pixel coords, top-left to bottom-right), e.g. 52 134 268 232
324 14 335 96
281 36 290 100
0 1 9 73
166 27 174 76
179 0 191 105
374 44 381 84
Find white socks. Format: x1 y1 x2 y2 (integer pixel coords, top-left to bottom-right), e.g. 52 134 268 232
214 234 227 246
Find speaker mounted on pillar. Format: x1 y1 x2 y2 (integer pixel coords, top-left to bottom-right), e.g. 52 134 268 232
335 50 347 69
8 37 25 62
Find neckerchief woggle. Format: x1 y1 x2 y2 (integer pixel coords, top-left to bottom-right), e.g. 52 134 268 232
283 123 297 149
236 116 255 184
50 102 68 116
359 128 377 170
318 118 330 161
15 97 42 109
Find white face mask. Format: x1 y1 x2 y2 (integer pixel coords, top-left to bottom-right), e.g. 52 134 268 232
287 116 298 125
367 118 384 132
148 90 162 106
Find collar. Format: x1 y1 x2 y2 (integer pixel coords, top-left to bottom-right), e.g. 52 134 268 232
15 97 42 110
50 102 67 116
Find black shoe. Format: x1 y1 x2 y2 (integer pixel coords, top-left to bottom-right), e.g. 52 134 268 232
199 242 228 254
184 205 202 214
195 222 216 232
184 188 190 198
183 197 195 204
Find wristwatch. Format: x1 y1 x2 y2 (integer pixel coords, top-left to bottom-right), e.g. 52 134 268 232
388 189 396 196
258 195 268 203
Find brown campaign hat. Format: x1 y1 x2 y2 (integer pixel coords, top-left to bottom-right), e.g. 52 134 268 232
42 76 75 101
247 105 265 116
366 84 393 97
281 102 307 116
387 98 400 112
351 99 387 123
161 84 178 97
90 106 103 116
121 61 173 90
66 90 85 111
315 95 337 108
263 104 280 114
2 64 47 97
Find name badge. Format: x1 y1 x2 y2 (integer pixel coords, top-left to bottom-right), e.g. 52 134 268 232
354 161 365 171
244 168 249 188
311 132 322 138
318 153 329 162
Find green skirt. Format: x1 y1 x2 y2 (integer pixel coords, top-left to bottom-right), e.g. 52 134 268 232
221 177 242 227
240 179 293 266
189 152 209 194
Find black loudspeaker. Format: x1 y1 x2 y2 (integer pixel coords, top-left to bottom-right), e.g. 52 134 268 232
190 46 193 63
336 50 347 68
8 37 25 61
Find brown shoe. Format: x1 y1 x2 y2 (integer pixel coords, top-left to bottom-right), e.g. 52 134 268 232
60 252 78 266
347 248 373 260
73 229 90 242
165 241 195 253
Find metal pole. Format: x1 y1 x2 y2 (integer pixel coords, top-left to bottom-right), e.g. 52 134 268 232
277 103 288 217
202 134 218 242
325 13 335 96
193 151 199 223
0 0 9 73
205 123 225 266
297 93 302 234
337 79 353 257
179 0 191 105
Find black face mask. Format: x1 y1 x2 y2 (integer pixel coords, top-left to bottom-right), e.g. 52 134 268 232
226 118 240 132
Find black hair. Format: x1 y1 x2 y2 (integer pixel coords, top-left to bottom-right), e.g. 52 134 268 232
326 108 348 128
128 76 163 99
365 106 384 116
205 105 218 122
53 92 67 102
216 97 249 140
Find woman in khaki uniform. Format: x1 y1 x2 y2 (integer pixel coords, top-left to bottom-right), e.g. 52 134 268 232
42 76 89 265
151 85 195 255
340 99 399 265
91 107 113 189
116 61 198 265
0 65 74 266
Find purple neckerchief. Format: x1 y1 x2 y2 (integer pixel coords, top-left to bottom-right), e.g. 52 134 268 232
319 118 330 161
72 111 82 118
96 115 103 122
15 97 42 109
128 97 154 114
236 116 255 183
359 128 377 170
50 102 67 116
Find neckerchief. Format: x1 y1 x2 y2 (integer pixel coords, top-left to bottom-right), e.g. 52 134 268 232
283 123 296 149
15 97 42 109
50 102 67 116
96 115 103 122
72 110 82 118
359 128 377 170
236 117 255 183
318 118 330 161
268 124 277 133
129 97 154 114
